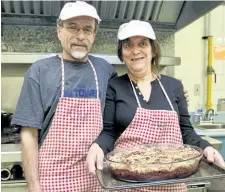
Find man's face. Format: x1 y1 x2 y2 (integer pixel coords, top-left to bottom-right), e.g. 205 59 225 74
57 16 96 61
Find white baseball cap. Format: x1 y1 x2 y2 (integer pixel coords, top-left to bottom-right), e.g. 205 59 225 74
117 20 156 40
59 1 101 23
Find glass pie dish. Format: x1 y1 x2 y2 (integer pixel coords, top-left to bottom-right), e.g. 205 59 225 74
105 144 203 182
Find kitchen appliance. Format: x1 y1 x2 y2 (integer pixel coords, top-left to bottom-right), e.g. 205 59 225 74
2 144 223 192
1 144 26 192
1 110 13 130
1 111 21 144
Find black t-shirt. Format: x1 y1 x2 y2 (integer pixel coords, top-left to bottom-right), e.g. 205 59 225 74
95 74 211 154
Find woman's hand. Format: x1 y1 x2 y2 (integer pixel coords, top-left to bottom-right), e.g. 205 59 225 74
203 146 225 167
86 143 104 175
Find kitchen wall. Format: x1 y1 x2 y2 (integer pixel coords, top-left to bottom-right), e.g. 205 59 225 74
174 3 225 112
1 26 174 112
3 4 224 113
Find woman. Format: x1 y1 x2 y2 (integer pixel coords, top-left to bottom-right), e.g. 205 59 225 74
87 20 225 191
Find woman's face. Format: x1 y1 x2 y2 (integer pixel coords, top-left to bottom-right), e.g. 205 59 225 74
122 36 152 75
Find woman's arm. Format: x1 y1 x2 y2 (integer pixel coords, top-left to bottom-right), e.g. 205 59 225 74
94 80 119 154
176 81 225 167
86 80 120 175
175 81 211 149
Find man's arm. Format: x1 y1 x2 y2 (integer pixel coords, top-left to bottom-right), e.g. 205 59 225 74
21 127 41 192
10 63 45 191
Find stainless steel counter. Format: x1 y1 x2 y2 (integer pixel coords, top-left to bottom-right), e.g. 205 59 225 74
1 144 22 163
194 128 225 137
1 180 27 192
1 144 26 192
0 144 222 192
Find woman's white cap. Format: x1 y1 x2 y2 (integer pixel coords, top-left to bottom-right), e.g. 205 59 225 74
59 1 101 23
117 20 156 40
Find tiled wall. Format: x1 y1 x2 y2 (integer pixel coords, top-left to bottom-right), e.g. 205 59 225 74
1 26 174 55
1 26 175 112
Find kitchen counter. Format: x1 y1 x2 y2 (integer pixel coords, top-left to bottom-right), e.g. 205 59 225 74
194 127 225 137
1 144 22 163
194 126 225 160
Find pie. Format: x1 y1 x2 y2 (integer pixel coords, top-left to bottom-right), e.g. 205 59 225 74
106 144 203 181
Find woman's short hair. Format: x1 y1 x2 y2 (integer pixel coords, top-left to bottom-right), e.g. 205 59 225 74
117 38 161 74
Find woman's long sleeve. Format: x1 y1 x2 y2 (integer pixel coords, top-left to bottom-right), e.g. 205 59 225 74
94 81 119 154
176 82 212 149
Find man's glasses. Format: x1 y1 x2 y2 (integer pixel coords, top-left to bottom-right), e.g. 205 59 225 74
62 25 94 36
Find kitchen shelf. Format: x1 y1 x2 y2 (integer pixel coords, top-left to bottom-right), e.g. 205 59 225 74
1 52 181 66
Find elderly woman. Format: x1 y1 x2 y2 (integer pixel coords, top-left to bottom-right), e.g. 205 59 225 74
87 20 225 191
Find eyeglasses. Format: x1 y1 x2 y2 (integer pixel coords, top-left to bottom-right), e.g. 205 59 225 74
62 25 94 36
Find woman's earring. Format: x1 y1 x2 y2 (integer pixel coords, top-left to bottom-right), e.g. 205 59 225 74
152 58 156 65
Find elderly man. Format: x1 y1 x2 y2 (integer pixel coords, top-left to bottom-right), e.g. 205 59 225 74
12 1 189 192
12 1 115 191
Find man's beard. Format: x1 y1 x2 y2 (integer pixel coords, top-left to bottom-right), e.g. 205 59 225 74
71 51 88 60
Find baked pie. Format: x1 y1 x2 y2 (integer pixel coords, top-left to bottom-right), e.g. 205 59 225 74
106 144 203 181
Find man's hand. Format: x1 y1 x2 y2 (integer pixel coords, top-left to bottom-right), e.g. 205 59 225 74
203 146 225 167
178 79 190 104
86 143 104 175
184 88 189 104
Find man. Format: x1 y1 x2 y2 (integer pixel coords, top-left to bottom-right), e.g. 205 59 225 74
12 1 189 192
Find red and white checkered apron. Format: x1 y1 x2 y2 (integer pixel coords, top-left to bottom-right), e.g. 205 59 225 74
38 57 102 192
113 78 187 192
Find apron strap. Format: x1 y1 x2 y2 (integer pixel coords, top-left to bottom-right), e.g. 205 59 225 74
60 56 99 99
61 56 65 98
157 77 175 111
38 96 60 149
88 59 100 99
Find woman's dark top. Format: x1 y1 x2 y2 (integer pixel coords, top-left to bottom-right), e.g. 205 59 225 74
95 74 211 154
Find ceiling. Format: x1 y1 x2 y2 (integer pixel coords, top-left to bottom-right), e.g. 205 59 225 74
1 0 224 31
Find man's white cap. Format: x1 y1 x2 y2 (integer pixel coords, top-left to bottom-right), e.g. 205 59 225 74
117 20 156 40
59 1 101 23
